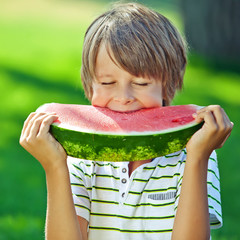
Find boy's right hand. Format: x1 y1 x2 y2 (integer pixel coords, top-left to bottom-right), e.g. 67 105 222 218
20 112 67 173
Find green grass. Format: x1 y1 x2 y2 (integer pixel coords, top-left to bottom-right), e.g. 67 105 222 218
0 0 239 239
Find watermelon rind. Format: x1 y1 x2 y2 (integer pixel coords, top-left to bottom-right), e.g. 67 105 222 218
50 121 203 162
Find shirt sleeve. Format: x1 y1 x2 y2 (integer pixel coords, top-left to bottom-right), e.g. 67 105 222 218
207 151 222 229
175 150 222 229
67 157 91 222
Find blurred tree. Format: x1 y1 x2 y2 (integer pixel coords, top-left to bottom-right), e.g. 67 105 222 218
180 0 240 69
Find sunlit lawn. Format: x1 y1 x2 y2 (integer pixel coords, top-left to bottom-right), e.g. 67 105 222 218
0 0 239 239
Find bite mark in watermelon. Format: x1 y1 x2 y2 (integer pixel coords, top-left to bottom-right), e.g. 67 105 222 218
37 103 203 161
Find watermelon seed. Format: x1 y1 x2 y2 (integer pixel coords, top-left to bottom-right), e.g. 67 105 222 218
172 116 194 124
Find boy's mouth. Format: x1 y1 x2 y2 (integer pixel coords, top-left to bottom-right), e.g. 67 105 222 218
107 107 144 113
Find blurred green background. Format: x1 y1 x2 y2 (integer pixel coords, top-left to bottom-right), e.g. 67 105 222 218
0 0 239 239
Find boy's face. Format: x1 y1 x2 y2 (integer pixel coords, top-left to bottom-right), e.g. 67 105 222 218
91 45 163 112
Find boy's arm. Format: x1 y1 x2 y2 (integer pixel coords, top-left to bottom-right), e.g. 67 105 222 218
78 216 89 239
172 152 210 239
172 105 233 240
20 112 88 240
45 165 88 240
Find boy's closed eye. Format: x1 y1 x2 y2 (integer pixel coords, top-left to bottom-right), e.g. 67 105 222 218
101 81 116 85
133 82 149 86
100 81 150 86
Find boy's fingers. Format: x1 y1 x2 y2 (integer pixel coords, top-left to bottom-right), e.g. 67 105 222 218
21 112 57 143
194 109 216 126
206 105 233 134
209 106 226 129
196 105 232 129
26 113 51 137
196 105 222 115
21 112 44 142
21 112 39 135
28 113 57 140
195 105 234 148
37 114 58 136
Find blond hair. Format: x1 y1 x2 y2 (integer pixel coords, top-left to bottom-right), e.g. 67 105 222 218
81 2 187 105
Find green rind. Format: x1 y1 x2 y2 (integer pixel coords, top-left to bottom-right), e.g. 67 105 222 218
50 122 203 162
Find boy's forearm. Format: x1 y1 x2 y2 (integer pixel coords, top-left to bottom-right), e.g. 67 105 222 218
172 155 210 240
45 164 83 240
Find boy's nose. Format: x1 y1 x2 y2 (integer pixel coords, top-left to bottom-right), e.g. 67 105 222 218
114 87 134 104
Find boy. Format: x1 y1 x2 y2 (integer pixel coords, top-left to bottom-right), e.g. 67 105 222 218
20 2 233 240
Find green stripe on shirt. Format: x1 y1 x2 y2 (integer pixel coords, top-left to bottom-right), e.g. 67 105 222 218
89 226 173 233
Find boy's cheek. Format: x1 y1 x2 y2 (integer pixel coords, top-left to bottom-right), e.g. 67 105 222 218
91 90 110 107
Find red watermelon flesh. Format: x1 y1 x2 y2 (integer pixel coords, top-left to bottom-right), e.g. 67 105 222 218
38 103 199 134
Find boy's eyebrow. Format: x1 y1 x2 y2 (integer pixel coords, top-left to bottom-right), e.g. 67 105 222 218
96 74 114 79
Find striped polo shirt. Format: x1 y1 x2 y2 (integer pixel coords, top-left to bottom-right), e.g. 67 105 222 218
67 149 222 240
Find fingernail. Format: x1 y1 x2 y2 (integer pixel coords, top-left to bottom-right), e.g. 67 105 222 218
54 119 61 123
192 113 197 118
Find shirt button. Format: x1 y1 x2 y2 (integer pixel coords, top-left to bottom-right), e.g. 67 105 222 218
122 168 127 173
121 178 127 184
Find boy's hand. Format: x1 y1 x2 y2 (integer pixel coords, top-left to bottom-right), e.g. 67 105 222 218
186 105 233 159
20 112 67 172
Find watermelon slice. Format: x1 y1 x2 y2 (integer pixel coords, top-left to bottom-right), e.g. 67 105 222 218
37 103 203 161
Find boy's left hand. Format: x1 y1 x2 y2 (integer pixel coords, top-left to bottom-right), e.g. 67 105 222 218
186 105 233 159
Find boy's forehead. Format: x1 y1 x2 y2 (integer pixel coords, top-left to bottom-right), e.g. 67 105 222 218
94 43 159 81
95 44 122 71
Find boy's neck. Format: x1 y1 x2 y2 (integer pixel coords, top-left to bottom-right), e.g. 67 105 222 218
128 159 152 177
